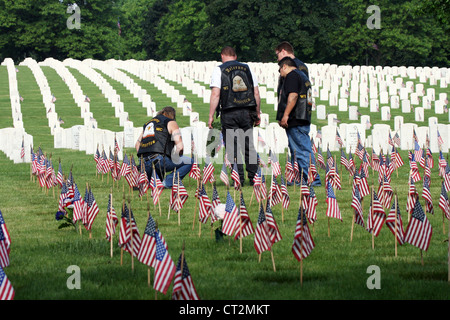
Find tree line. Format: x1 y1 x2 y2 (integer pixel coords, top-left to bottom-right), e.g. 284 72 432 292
0 0 448 67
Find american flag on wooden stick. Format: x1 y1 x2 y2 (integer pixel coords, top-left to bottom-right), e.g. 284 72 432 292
137 213 157 267
404 197 432 251
0 211 11 268
292 206 315 261
234 193 254 240
386 198 405 245
0 266 14 300
153 231 175 295
172 253 200 300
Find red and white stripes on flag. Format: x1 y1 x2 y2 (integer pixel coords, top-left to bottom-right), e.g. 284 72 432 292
105 194 118 242
367 191 386 237
137 213 158 267
265 202 282 245
234 193 254 240
386 198 405 245
292 207 315 261
172 253 200 300
222 192 239 236
326 182 342 221
153 230 176 295
84 187 99 231
198 184 213 224
0 211 11 268
0 266 14 300
231 162 241 190
254 203 272 255
119 204 141 257
404 197 432 251
439 181 450 220
202 161 215 185
351 184 365 228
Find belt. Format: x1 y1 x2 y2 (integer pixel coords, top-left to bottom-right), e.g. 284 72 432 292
142 154 162 161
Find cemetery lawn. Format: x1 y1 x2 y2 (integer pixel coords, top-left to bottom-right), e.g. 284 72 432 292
0 64 449 300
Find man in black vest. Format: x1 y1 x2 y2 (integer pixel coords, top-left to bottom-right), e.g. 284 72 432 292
276 57 321 186
136 106 192 188
275 41 308 78
208 46 261 186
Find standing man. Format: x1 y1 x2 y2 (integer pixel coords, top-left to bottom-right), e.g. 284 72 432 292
208 46 261 186
136 106 192 188
277 57 321 186
275 41 309 78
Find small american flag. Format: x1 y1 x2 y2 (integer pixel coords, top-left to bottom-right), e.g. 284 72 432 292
335 130 343 147
269 177 282 207
386 197 405 245
202 159 215 185
269 151 281 177
189 161 201 180
292 206 315 261
0 211 11 268
439 182 450 220
305 186 319 223
326 182 342 221
231 161 240 190
285 159 294 183
105 193 118 242
137 213 157 267
351 184 365 228
220 162 229 186
234 193 254 240
404 197 432 251
150 170 164 206
367 191 385 236
172 253 200 300
222 192 239 236
198 184 213 224
393 132 401 146
153 231 176 295
254 203 272 255
84 188 99 231
410 153 421 183
0 266 14 300
422 175 433 214
265 202 282 245
211 183 221 211
20 139 25 159
280 175 290 210
437 130 444 147
72 183 85 223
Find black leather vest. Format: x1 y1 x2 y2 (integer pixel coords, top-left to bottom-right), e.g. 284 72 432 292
219 60 256 113
137 114 175 158
277 69 313 124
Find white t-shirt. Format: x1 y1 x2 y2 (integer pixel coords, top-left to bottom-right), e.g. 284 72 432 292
209 64 259 89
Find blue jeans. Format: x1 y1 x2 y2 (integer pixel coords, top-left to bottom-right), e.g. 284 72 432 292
286 125 321 185
144 155 193 188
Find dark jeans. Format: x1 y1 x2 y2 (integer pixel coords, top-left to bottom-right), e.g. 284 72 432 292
143 155 193 188
221 108 258 184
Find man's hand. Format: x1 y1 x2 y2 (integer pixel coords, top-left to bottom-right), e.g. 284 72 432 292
254 115 261 127
279 114 289 128
208 115 214 129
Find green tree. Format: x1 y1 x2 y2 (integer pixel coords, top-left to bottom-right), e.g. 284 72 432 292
155 0 209 61
332 0 449 67
0 0 122 63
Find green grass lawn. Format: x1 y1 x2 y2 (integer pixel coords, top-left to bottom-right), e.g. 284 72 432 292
0 63 449 301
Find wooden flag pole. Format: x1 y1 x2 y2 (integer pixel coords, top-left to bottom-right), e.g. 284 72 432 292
128 196 134 272
371 185 375 250
239 189 243 254
193 175 200 230
299 169 304 285
110 189 114 258
394 190 398 258
168 167 176 220
120 190 125 266
177 171 181 226
87 182 92 239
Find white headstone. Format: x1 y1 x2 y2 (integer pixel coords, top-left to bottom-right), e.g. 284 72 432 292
316 105 326 120
372 124 392 154
401 100 411 113
349 106 359 121
381 107 391 121
345 123 365 154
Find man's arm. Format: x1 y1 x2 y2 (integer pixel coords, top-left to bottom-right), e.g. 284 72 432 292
253 86 261 126
208 87 221 129
135 132 143 152
168 121 184 156
279 92 298 128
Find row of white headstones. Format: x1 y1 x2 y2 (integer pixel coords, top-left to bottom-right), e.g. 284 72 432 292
0 57 448 164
